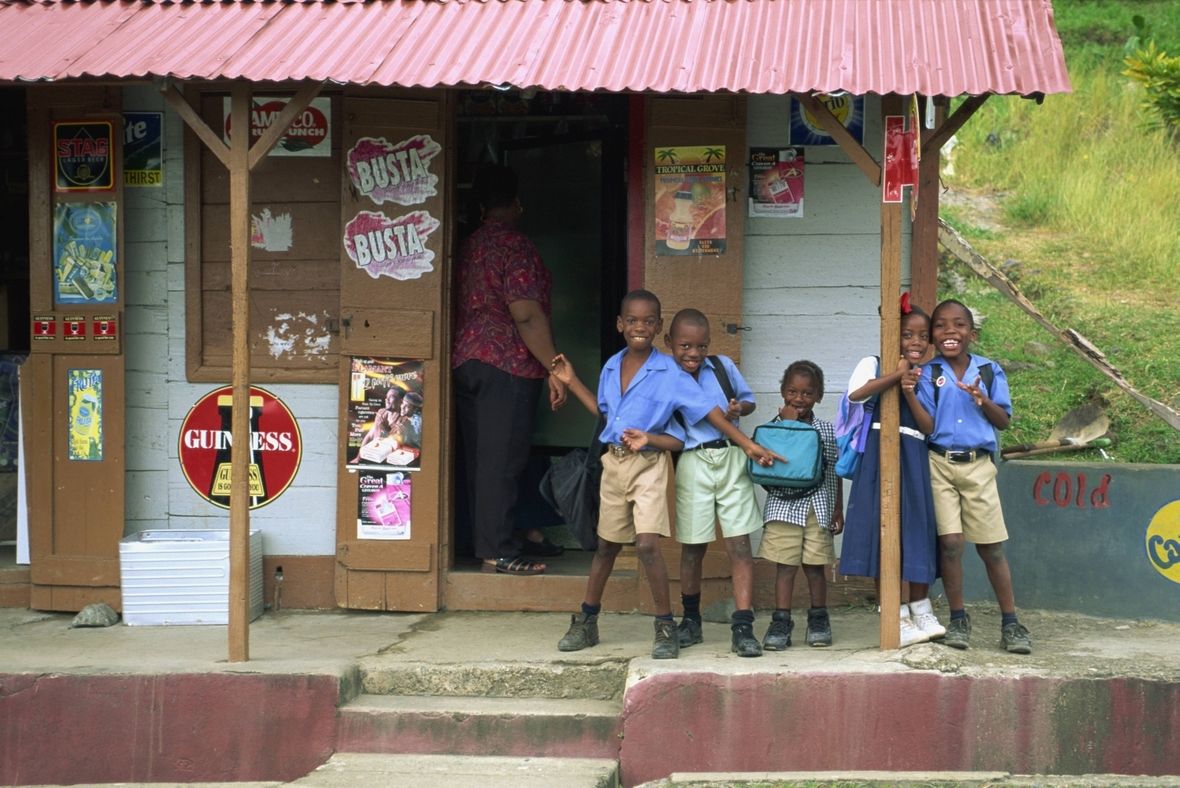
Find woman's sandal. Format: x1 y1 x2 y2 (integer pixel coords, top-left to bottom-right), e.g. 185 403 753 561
521 537 565 558
481 556 546 575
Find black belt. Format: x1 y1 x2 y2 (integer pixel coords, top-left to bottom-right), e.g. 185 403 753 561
930 445 990 463
689 438 732 451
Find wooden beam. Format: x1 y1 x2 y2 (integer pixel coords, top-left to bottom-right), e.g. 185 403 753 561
878 95 904 651
921 93 989 159
160 84 231 169
228 81 252 664
248 82 324 170
793 93 881 186
911 98 948 314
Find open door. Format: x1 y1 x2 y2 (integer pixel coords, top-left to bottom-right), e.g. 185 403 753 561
334 91 450 611
645 95 748 593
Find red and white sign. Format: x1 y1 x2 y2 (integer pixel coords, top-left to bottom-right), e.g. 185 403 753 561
347 135 441 207
344 210 439 282
883 96 921 211
93 314 117 341
223 97 331 158
63 315 86 340
32 316 56 341
178 386 302 510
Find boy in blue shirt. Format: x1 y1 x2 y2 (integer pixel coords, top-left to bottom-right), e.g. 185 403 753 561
913 299 1032 654
664 309 764 657
551 291 781 659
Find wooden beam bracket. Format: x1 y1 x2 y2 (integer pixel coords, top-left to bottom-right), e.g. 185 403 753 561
160 84 231 169
248 81 325 169
793 92 881 186
921 93 989 159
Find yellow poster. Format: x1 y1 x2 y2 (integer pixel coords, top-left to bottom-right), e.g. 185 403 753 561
68 369 102 461
654 146 727 256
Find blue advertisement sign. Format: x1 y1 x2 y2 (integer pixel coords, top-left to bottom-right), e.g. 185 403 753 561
788 94 865 146
123 111 163 187
53 202 118 305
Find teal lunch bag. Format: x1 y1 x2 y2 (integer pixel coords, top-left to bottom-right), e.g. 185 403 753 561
747 420 824 491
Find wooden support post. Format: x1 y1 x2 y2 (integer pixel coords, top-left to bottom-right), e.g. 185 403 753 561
228 82 252 663
911 98 947 314
878 95 904 651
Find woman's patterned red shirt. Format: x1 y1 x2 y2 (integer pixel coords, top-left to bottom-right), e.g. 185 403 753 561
452 219 553 379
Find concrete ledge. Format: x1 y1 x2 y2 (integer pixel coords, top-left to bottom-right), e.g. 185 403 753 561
293 753 619 788
360 659 629 701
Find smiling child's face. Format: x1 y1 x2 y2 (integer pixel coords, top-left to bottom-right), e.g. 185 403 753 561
781 372 819 420
617 298 662 353
901 312 931 366
931 303 976 361
665 322 710 376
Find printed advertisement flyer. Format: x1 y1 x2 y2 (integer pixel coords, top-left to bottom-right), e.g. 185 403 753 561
54 121 115 192
749 147 805 218
357 471 412 540
68 369 102 461
54 202 118 305
123 112 163 187
347 358 425 471
789 94 865 146
222 96 332 157
653 146 727 256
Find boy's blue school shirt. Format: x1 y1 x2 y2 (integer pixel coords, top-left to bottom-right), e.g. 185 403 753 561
681 355 755 450
916 353 1011 452
597 348 715 446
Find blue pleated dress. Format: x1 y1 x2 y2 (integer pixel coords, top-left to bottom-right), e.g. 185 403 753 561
838 394 939 584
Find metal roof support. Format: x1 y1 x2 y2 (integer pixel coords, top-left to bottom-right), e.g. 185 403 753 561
159 79 323 663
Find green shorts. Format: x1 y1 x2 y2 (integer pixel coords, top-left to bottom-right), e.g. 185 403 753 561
674 444 761 544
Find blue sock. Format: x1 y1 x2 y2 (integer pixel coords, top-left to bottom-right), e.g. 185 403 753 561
1002 612 1018 627
655 613 674 623
582 602 601 618
950 608 967 621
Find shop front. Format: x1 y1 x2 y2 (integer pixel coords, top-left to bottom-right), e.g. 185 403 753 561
0 0 1070 646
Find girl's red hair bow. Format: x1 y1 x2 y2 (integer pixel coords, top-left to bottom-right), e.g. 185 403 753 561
900 292 913 315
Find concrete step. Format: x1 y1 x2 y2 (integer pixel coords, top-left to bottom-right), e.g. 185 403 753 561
338 693 622 760
294 753 618 788
358 658 629 701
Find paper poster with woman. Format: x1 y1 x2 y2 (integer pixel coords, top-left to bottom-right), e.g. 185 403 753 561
346 357 425 471
653 146 727 256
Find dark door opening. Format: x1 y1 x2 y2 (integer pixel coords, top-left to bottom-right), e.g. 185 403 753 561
452 91 630 572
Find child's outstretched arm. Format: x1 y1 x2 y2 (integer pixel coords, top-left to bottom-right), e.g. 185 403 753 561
725 398 756 420
830 479 845 535
848 356 911 402
621 428 684 453
958 376 1011 430
703 407 785 467
550 354 598 416
901 366 935 435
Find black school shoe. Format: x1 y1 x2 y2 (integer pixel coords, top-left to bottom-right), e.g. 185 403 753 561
677 617 704 648
806 608 832 647
652 619 680 659
943 613 971 649
1001 621 1033 654
762 612 794 650
731 623 763 657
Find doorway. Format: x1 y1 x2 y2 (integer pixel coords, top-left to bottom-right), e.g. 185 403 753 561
451 91 630 577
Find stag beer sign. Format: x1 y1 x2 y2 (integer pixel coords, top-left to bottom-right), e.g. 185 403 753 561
178 386 302 510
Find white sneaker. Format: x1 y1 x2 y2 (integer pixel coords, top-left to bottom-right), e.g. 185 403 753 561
899 604 930 647
909 597 947 640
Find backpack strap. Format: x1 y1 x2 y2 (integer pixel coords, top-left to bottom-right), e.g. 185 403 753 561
930 358 995 407
707 355 737 404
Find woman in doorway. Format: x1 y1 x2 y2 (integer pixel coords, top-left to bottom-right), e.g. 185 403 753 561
453 164 567 575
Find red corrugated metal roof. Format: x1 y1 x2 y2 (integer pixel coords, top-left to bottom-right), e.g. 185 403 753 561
0 0 1071 96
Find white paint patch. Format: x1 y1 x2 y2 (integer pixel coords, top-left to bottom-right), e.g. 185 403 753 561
265 310 332 360
251 208 294 252
265 325 297 360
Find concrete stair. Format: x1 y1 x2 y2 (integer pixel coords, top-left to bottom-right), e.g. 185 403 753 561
296 753 619 788
338 651 628 762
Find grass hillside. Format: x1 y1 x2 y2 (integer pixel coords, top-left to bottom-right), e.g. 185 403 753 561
938 0 1180 463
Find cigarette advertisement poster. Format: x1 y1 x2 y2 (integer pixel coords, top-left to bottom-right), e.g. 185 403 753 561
123 112 163 187
789 94 865 146
54 202 118 305
357 471 412 540
68 369 102 461
654 146 727 256
749 148 805 218
223 97 332 157
347 358 425 471
54 121 115 192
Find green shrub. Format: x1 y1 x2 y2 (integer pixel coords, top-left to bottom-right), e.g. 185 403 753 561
1123 42 1180 132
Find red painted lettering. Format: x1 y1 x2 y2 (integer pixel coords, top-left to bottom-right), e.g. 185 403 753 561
1075 473 1087 509
1053 472 1071 507
1033 472 1051 505
1090 474 1111 509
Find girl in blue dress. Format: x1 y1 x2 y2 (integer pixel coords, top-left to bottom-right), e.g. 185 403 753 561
840 297 943 647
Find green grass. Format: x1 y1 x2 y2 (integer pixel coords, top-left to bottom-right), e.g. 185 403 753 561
936 0 1180 464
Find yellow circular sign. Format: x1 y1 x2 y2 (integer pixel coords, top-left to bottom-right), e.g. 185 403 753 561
1145 500 1180 584
802 94 852 135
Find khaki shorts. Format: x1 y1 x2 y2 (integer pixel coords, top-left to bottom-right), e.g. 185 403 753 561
928 452 1009 544
758 509 836 566
674 445 762 544
598 449 671 543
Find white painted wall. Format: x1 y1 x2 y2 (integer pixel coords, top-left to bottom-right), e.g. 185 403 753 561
122 86 337 557
742 94 912 425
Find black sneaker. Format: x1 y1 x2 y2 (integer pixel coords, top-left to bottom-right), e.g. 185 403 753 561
806 608 832 647
1000 621 1032 654
558 612 599 652
762 612 794 651
943 613 971 650
652 619 680 659
731 623 763 657
677 617 704 648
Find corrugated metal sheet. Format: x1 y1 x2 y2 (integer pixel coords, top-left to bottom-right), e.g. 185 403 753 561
0 0 1071 96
